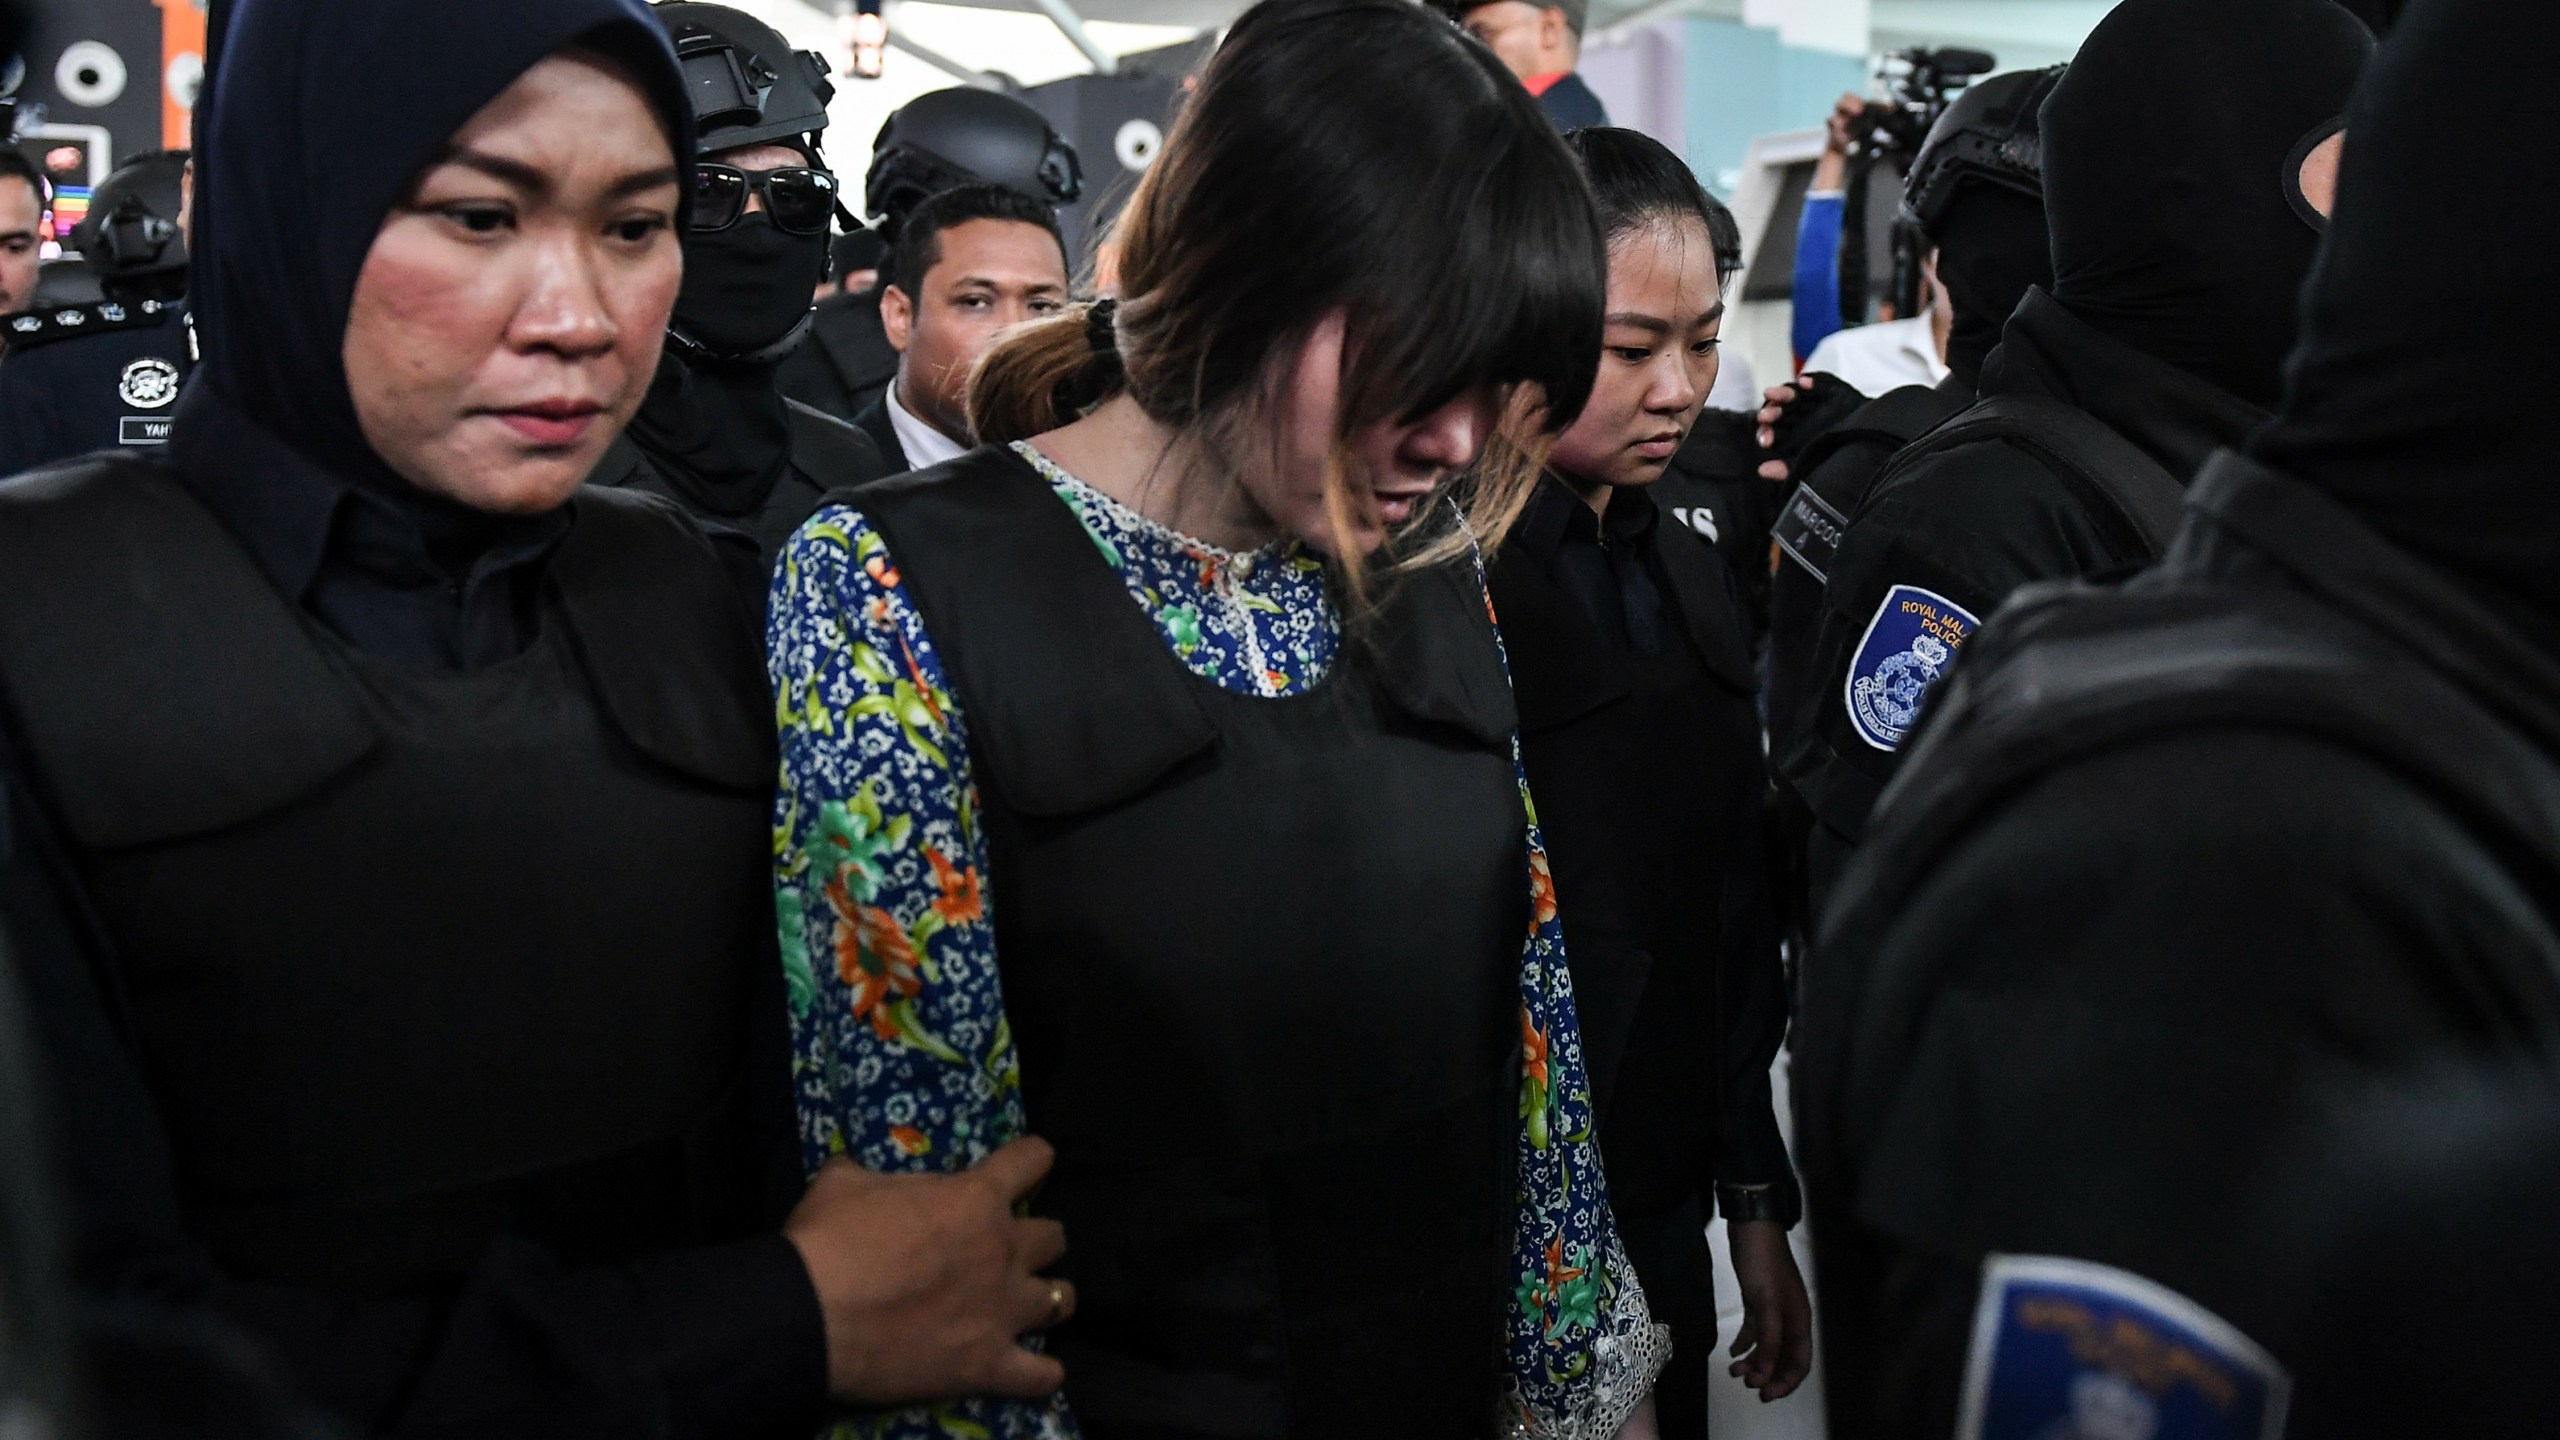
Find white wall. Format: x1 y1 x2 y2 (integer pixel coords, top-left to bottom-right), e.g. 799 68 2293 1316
718 0 1199 210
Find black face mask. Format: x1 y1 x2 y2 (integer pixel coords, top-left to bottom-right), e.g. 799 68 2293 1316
1932 187 2052 394
673 212 824 360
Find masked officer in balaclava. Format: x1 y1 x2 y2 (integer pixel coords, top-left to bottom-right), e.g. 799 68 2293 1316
590 2 886 570
1798 2 2560 1436
1784 0 2370 915
0 149 194 475
774 87 1081 424
1763 66 2061 927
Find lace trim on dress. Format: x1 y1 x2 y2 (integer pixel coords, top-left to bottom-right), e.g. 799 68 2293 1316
1503 1230 1674 1439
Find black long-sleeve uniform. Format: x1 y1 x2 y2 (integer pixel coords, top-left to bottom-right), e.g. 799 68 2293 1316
1795 452 2560 1439
1782 290 2266 920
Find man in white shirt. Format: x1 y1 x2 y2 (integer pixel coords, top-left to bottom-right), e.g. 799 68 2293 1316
1799 274 1952 397
855 182 1072 473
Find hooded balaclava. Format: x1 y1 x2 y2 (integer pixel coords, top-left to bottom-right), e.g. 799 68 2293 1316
625 138 832 519
1931 187 2050 393
2039 0 2372 409
187 0 692 502
2251 0 2559 646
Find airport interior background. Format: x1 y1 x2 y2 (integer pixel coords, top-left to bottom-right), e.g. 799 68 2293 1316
5 2 2134 1434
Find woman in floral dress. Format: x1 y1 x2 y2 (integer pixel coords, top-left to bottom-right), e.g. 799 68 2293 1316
770 0 1665 1434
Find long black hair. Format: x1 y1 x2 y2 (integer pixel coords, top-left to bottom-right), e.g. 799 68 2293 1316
970 0 1606 563
1561 126 1736 282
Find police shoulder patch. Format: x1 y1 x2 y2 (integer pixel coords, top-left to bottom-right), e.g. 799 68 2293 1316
1958 1254 2289 1440
1844 583 1979 751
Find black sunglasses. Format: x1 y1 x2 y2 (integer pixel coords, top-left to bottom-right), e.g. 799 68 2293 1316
691 164 841 235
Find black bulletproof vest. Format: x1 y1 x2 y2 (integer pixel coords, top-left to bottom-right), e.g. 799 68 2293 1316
0 458 780 1290
1489 524 1756 1205
851 447 1526 1436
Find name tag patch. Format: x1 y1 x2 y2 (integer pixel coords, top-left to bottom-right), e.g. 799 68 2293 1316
1773 484 1848 581
1958 1254 2289 1440
118 416 174 445
1844 583 1978 751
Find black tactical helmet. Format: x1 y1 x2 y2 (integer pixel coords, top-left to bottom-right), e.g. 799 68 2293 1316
654 2 834 157
863 88 1082 241
72 148 187 286
1898 65 2065 237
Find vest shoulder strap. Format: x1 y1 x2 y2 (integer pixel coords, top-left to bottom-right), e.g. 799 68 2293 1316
784 399 886 489
1880 393 2187 556
551 485 777 792
0 457 378 849
842 448 1516 818
1776 383 1971 584
838 448 1220 818
1795 382 1967 483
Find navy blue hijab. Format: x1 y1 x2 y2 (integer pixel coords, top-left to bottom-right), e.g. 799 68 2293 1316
192 0 693 495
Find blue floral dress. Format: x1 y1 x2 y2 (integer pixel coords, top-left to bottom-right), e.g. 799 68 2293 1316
770 442 1668 1439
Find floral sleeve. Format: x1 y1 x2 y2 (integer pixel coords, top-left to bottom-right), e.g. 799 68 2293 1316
768 505 1065 1440
1488 566 1671 1440
768 504 1027 1180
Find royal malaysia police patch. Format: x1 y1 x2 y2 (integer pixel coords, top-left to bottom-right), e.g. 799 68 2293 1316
1957 1255 2289 1440
118 356 181 409
1844 583 1979 751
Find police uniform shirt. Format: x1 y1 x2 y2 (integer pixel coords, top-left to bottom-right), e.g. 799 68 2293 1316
1788 288 2267 913
0 298 193 476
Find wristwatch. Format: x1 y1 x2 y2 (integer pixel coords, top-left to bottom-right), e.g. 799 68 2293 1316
1716 1180 1803 1230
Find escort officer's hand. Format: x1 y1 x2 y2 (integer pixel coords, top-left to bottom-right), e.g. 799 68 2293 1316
785 1136 1074 1404
1756 381 1809 480
1725 1220 1814 1401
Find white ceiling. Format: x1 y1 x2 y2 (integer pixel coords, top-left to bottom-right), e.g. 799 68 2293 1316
751 0 2122 194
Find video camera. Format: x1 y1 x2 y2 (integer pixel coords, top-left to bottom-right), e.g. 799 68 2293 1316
1847 47 1997 161
1837 45 1996 327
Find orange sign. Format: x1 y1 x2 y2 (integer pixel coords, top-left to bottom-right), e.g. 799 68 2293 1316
157 0 208 149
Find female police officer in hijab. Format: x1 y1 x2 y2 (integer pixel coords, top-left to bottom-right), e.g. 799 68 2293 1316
1797 0 2560 1435
0 0 1070 1431
589 2 886 572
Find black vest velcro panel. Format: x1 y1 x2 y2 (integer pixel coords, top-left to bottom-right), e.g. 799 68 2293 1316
0 457 379 848
0 460 778 1289
848 447 1523 1433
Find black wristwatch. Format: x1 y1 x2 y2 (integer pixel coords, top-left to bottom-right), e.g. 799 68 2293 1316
1716 1180 1803 1230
